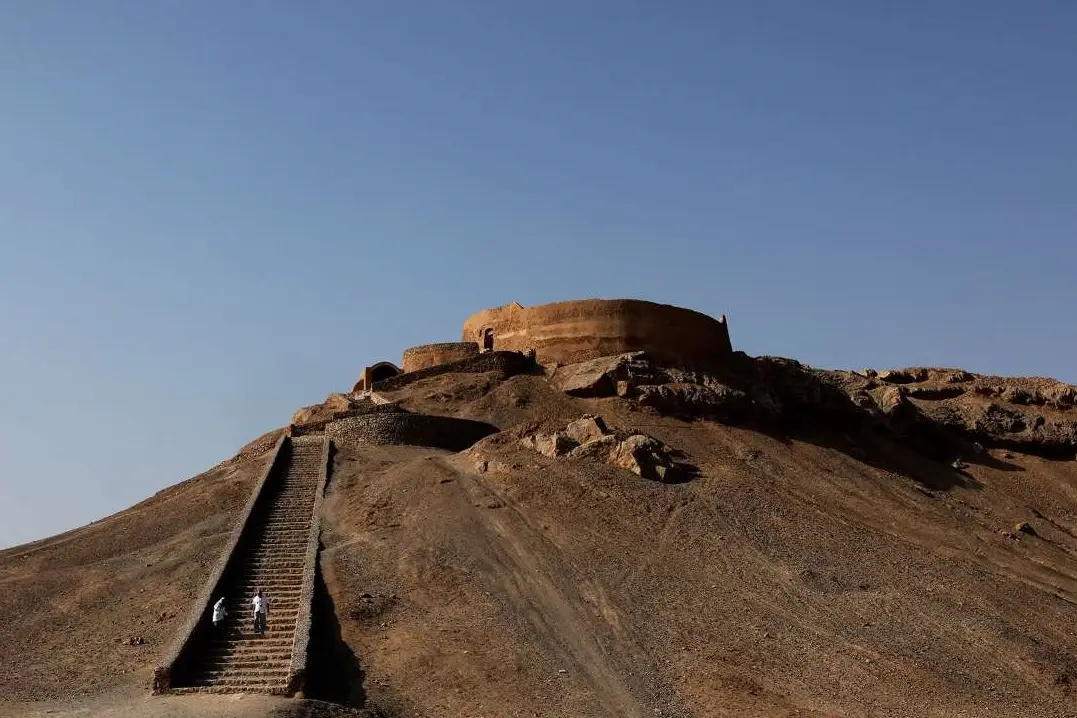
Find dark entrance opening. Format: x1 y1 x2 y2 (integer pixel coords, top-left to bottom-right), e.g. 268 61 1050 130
482 328 494 351
369 362 399 384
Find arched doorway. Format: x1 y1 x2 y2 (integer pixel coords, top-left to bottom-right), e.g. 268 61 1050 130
369 362 400 384
481 328 494 352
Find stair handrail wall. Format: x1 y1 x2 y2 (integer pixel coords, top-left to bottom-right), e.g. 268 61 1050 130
152 433 288 693
285 433 331 695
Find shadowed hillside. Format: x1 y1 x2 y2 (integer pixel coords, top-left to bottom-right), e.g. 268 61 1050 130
3 358 1077 717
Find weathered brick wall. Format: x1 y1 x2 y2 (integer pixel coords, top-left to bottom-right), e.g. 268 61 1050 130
402 342 480 373
372 350 533 392
462 298 733 369
326 412 498 452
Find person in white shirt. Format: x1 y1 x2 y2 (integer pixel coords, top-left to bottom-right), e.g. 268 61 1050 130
252 590 268 636
212 597 227 628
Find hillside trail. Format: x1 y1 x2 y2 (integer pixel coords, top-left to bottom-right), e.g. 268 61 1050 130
441 454 654 718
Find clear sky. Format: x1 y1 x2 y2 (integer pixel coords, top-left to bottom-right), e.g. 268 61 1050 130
1 1 1075 549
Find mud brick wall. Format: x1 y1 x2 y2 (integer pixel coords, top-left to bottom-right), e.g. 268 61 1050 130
402 342 480 373
462 298 733 369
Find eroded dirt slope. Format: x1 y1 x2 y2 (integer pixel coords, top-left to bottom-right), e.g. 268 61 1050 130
0 430 283 703
318 373 1077 717
3 360 1077 718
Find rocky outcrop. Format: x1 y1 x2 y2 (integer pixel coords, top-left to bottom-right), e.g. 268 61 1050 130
549 353 1077 460
549 352 661 397
519 415 680 481
291 393 361 426
809 367 1077 457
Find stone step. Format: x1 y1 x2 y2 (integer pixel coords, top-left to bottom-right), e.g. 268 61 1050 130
171 685 290 695
234 557 307 566
245 545 310 553
237 559 307 567
200 657 292 671
208 637 294 649
237 552 307 558
221 596 301 605
238 562 306 571
217 608 299 619
231 572 305 582
215 629 297 641
227 586 303 595
205 645 294 658
193 658 288 676
215 616 299 628
189 676 290 688
234 557 308 566
253 528 310 534
217 609 300 619
225 589 302 598
244 540 310 548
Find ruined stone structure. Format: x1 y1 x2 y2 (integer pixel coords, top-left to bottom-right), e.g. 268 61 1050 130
352 361 400 393
354 298 731 391
402 342 480 373
462 299 732 368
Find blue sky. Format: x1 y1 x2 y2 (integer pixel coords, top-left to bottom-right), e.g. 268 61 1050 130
1 1 1075 548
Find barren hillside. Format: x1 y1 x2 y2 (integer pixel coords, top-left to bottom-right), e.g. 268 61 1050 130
3 357 1077 717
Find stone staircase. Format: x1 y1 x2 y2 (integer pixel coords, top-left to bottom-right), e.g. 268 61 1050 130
173 435 324 693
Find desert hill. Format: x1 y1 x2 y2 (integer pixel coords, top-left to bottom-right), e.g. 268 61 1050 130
3 350 1077 717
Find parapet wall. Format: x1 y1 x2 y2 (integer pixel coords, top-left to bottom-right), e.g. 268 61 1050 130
402 342 480 373
326 412 498 452
286 434 330 696
462 298 732 369
373 350 533 392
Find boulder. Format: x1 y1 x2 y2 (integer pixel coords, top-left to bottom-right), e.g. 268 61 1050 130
566 434 620 462
872 386 910 416
610 434 677 481
564 415 609 445
519 419 681 482
550 352 657 397
519 432 576 458
635 383 753 421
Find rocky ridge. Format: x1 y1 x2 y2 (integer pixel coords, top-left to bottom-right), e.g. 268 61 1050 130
551 351 1077 461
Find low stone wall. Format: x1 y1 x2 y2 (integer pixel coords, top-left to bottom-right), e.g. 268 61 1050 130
326 412 498 452
286 434 330 696
291 402 404 437
372 350 533 392
152 434 287 693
